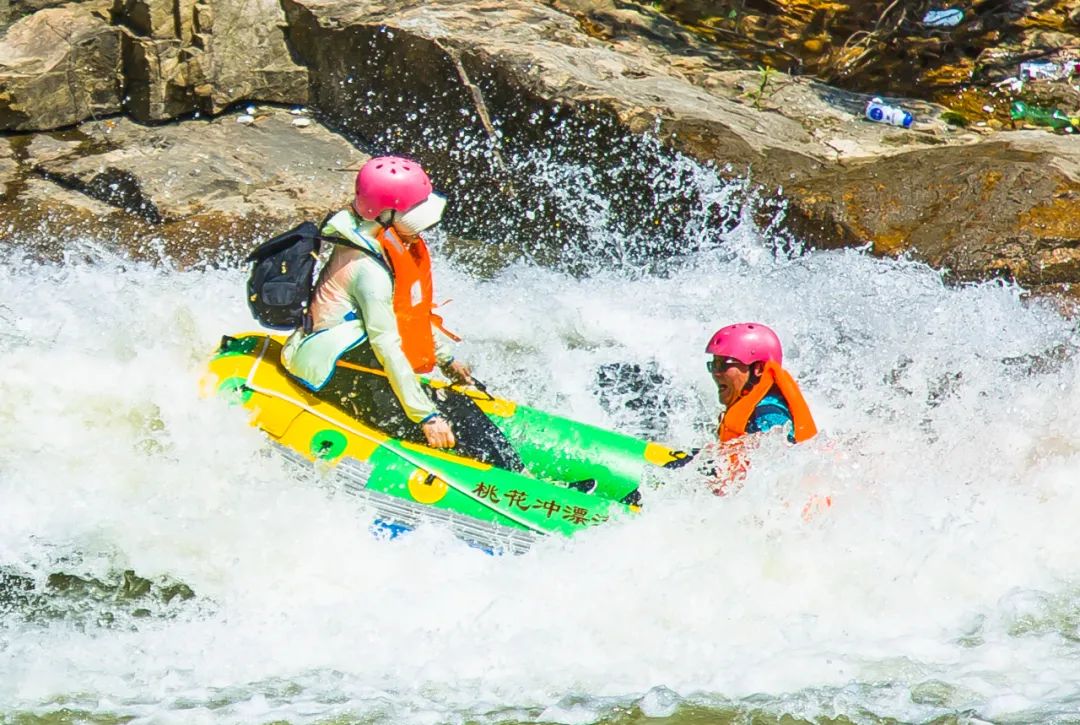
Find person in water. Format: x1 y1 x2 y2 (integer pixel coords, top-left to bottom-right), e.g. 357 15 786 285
705 322 816 492
280 155 523 471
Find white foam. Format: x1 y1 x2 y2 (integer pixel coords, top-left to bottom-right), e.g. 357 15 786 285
2 184 1079 724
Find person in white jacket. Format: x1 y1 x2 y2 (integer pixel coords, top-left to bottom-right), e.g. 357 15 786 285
281 156 522 471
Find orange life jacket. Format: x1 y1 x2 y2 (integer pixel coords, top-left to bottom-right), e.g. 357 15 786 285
718 361 817 443
375 226 459 374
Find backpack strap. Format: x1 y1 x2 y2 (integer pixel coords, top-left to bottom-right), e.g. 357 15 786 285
315 232 393 277
245 221 322 263
315 209 398 277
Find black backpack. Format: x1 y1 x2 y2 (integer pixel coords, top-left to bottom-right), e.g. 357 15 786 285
245 221 325 332
245 219 390 332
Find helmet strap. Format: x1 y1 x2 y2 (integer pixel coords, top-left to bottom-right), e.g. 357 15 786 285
376 209 397 229
742 362 765 396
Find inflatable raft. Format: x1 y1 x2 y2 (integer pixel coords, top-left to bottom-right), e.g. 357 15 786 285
206 333 691 552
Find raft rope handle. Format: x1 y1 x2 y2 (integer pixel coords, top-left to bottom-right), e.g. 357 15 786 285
243 337 549 535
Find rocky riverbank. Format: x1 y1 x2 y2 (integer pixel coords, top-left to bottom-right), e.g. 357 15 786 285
1 0 1077 296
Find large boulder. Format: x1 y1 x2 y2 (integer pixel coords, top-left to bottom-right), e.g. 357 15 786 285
280 0 840 263
0 0 308 129
0 2 123 130
786 131 1080 292
113 0 309 121
1 0 94 28
278 0 1080 289
2 109 365 262
0 0 1078 293
281 0 827 179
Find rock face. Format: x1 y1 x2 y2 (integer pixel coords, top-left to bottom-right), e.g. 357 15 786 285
787 131 1080 287
113 0 309 121
0 0 308 129
37 112 360 222
649 0 1080 125
0 0 1078 295
1 109 365 262
280 0 1080 288
0 2 122 130
279 0 831 260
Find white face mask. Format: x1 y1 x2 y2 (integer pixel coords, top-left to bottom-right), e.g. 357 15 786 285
393 193 447 236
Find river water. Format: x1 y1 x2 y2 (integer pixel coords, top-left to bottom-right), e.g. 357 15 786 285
3 140 1080 724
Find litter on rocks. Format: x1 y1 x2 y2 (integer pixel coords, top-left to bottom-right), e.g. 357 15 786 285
236 114 256 125
1010 100 1076 132
922 8 963 27
865 97 913 128
1019 59 1080 81
291 117 312 128
996 76 1025 93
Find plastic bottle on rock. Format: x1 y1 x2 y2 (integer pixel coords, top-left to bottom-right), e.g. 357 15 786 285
1009 101 1076 132
865 97 914 128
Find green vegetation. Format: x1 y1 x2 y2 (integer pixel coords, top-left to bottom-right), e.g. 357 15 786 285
753 64 776 109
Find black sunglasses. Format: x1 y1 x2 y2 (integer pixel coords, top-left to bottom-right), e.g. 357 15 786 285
707 358 749 374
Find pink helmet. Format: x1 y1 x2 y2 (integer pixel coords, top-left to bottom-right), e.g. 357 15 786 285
705 323 783 365
353 156 433 221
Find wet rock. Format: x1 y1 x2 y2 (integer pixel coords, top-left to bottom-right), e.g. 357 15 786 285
3 109 365 262
1 0 87 28
0 137 17 183
785 130 1080 289
279 0 1080 289
0 2 123 130
649 0 1080 120
0 0 308 128
0 0 1078 293
113 0 309 122
281 0 825 257
593 360 682 439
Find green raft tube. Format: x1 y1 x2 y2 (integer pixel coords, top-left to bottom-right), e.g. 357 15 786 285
205 333 692 553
